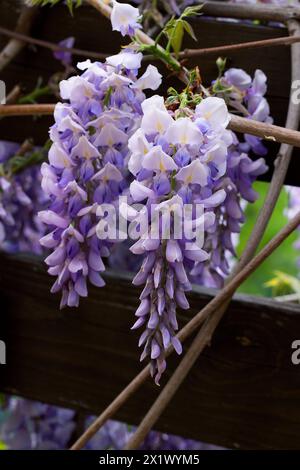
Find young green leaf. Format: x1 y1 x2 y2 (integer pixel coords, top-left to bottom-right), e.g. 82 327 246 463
181 20 197 42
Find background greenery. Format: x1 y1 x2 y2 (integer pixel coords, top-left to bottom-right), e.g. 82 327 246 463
236 182 299 297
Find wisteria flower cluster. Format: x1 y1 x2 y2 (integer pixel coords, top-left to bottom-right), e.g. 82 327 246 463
194 68 269 288
124 94 233 382
39 49 162 308
35 0 271 382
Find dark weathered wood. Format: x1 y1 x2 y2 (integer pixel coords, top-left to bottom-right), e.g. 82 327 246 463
0 253 300 449
0 1 300 185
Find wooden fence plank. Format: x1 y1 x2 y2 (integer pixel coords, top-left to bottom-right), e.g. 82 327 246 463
0 253 300 449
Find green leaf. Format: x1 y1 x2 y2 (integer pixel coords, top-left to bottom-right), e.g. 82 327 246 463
170 21 184 56
181 20 197 42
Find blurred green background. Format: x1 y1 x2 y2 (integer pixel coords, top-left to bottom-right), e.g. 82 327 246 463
236 181 299 297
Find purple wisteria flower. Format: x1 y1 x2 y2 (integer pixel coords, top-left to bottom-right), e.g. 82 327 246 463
0 397 75 450
39 50 162 308
221 68 272 156
194 68 270 287
125 95 232 383
0 141 48 254
111 1 142 37
192 143 268 287
0 395 222 451
54 37 75 67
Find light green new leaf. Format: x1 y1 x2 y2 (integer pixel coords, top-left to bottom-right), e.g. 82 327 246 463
182 20 197 42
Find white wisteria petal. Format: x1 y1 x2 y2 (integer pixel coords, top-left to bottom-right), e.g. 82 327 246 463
71 135 100 160
202 141 228 177
119 201 139 221
101 73 133 89
132 65 162 90
111 1 141 36
164 117 203 146
176 160 208 186
106 51 143 70
130 180 155 202
49 142 72 169
77 60 108 78
92 162 123 182
141 95 166 113
196 97 230 130
142 146 178 172
64 181 88 201
60 76 95 101
93 123 128 147
141 107 173 135
154 195 183 216
128 129 152 175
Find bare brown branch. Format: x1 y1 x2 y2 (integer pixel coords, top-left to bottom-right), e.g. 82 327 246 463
180 35 300 59
0 25 107 62
0 104 54 116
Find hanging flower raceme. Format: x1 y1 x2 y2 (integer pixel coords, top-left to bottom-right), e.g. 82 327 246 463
124 95 232 383
220 68 272 156
39 50 162 308
195 68 270 287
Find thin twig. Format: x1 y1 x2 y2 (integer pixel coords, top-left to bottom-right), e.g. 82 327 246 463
0 25 108 62
180 35 300 59
124 213 300 449
0 6 39 71
124 19 300 450
228 115 300 148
